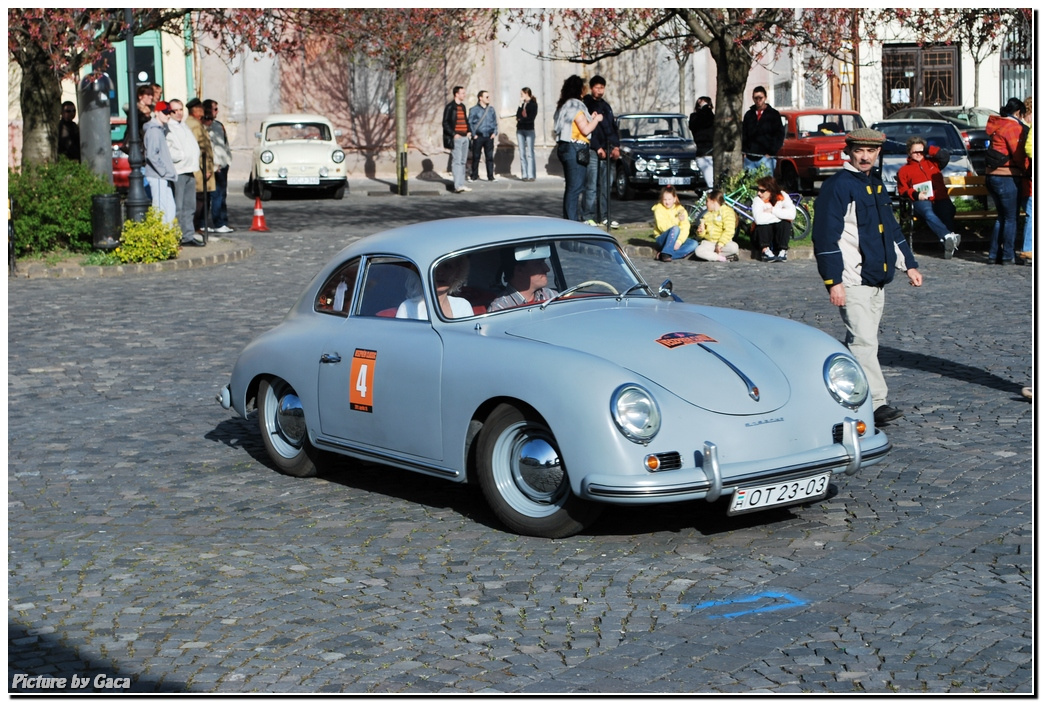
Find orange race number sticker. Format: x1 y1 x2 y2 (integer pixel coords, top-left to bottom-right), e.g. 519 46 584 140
349 348 377 412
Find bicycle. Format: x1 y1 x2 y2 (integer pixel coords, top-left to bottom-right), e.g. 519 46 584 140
688 181 812 241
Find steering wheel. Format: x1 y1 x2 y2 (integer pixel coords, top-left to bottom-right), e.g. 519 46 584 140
568 280 618 296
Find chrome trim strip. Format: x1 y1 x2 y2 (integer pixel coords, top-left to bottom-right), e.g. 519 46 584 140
698 343 759 401
313 437 460 478
842 417 863 475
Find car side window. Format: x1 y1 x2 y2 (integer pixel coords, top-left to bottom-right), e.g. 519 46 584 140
315 259 360 316
356 257 423 319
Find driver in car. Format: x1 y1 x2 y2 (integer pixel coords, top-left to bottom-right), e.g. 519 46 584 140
488 257 558 311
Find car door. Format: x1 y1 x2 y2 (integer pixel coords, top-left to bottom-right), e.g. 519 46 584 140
316 256 445 461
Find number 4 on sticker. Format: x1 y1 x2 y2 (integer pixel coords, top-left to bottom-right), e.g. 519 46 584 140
349 349 377 412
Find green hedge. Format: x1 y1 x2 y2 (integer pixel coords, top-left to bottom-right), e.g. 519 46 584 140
9 158 116 256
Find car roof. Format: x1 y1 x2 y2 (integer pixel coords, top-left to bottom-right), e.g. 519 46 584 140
261 113 333 126
778 108 862 116
339 216 610 267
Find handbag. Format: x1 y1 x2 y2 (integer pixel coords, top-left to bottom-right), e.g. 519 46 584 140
575 145 590 166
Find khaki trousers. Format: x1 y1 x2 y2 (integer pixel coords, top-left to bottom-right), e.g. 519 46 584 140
839 284 887 409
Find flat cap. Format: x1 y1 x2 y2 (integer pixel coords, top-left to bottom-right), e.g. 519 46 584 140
845 127 886 147
185 97 203 110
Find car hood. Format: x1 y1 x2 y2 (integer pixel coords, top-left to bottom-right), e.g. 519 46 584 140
623 141 696 156
503 305 791 415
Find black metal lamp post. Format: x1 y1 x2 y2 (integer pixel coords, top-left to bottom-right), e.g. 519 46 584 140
123 8 149 223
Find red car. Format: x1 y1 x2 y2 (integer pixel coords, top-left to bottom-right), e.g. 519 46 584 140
775 109 865 193
110 117 130 191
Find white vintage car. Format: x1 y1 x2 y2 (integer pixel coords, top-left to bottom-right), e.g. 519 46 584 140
218 216 890 538
248 113 348 200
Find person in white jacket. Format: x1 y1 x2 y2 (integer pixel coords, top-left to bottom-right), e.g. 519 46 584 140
164 99 203 246
751 176 797 261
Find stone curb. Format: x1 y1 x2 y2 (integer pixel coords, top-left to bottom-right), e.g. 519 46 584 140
9 242 255 279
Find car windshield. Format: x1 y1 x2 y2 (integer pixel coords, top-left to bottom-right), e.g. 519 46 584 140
617 116 690 140
792 113 865 136
435 237 651 319
264 122 332 141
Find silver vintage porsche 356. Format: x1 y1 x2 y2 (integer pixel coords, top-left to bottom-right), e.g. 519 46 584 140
218 216 889 538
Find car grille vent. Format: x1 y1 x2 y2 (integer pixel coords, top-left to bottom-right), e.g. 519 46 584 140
668 158 680 173
832 424 843 443
651 451 683 471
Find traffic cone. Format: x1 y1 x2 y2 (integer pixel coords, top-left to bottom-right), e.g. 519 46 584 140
250 197 270 232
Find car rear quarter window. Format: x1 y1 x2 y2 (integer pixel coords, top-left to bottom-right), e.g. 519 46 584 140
315 259 360 316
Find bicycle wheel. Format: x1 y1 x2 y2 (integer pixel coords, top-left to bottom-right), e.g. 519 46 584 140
689 206 707 232
791 204 811 241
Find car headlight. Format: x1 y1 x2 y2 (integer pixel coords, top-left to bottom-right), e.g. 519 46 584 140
260 150 274 164
634 157 648 173
277 167 288 178
824 354 869 409
690 159 698 170
332 150 345 164
612 384 661 444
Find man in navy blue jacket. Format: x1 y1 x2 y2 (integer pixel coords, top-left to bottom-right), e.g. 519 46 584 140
813 128 923 427
581 75 620 226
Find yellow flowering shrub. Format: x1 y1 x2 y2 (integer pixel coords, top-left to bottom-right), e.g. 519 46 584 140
115 207 181 264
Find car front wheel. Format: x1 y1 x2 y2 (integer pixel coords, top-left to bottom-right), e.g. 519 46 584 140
258 377 319 477
476 404 603 538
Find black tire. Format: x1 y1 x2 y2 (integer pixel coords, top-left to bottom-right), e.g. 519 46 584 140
257 182 272 202
257 377 319 477
245 176 257 199
791 204 811 241
331 184 346 200
614 167 634 200
476 404 603 538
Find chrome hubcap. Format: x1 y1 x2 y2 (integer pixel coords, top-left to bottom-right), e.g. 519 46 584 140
513 436 566 504
275 392 306 447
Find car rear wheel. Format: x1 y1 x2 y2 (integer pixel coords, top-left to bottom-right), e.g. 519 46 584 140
476 404 603 538
258 377 319 477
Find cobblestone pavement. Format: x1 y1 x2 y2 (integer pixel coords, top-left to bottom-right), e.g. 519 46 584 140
8 181 1034 693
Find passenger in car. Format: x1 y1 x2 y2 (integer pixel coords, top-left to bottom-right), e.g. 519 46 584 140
396 255 474 320
488 256 557 311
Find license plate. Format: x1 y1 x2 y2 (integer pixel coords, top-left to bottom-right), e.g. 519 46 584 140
657 177 690 185
728 472 830 514
287 176 319 185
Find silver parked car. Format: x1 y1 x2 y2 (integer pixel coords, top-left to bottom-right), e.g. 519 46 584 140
218 216 890 537
870 118 974 195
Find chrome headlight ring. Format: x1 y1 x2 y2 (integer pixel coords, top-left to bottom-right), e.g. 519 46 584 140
611 384 661 445
260 150 274 164
824 353 870 409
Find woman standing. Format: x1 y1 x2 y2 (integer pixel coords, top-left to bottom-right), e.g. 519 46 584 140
751 176 796 262
984 97 1029 265
516 88 538 182
689 96 715 188
553 75 602 221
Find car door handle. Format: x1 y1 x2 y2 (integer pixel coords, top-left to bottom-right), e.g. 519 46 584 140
320 352 341 364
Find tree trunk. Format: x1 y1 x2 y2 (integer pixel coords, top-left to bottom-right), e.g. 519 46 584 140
708 37 754 187
18 43 63 165
395 68 408 195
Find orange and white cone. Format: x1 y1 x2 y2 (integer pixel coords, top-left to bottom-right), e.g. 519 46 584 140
250 197 270 232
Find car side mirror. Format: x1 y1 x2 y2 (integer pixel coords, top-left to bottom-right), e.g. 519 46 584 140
334 129 343 137
658 279 681 302
255 132 262 139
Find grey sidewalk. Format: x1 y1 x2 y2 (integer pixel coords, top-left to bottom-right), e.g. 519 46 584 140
8 188 1033 693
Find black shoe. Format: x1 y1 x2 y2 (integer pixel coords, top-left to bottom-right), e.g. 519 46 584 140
659 254 672 262
873 404 904 426
725 253 740 262
487 176 495 181
182 238 206 247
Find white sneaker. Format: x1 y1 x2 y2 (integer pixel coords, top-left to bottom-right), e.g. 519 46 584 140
762 248 776 262
455 186 471 193
215 225 234 234
775 249 787 261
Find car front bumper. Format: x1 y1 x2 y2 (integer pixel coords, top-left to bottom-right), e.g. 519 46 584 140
579 421 890 505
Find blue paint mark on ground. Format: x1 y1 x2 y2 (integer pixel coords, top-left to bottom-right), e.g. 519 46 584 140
677 591 808 619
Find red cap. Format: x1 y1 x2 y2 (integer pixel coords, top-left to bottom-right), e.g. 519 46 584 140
155 101 173 114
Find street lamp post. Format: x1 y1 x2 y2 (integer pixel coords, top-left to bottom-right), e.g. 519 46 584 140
123 8 149 222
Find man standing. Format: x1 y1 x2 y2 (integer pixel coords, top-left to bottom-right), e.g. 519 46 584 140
812 128 923 427
581 75 621 227
164 100 203 246
57 101 80 161
142 101 177 224
203 99 234 235
742 85 784 174
468 90 498 181
442 86 472 193
185 98 216 236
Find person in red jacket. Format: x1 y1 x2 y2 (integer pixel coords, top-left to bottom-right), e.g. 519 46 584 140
897 136 961 259
984 97 1029 264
